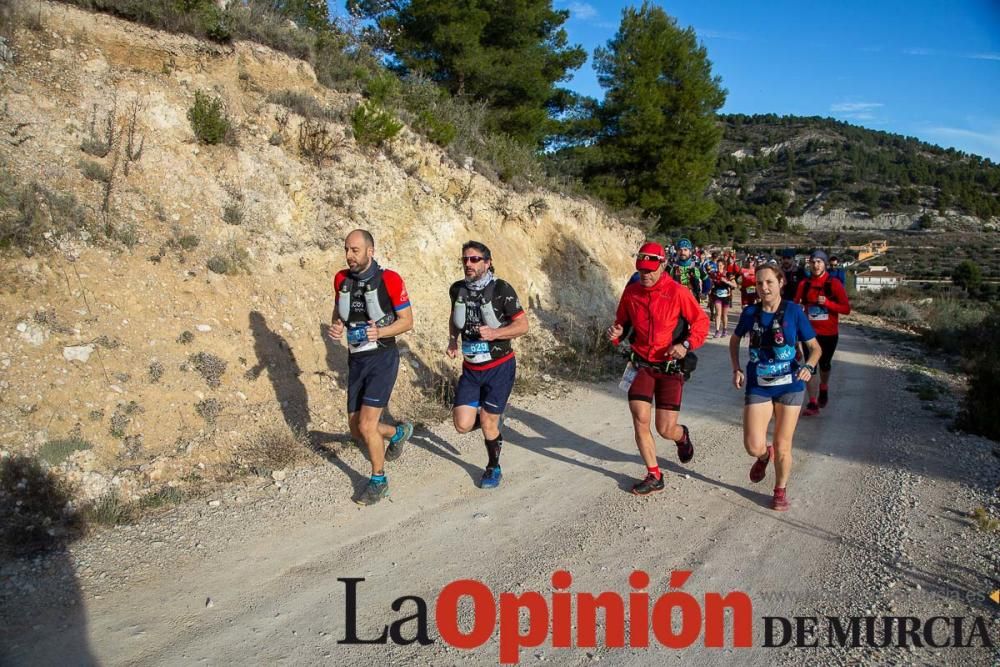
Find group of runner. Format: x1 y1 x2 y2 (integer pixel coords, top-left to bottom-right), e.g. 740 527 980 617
329 230 527 505
328 229 850 512
608 239 851 510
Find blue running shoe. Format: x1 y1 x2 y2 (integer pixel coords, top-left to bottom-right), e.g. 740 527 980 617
386 421 413 462
480 466 502 489
355 476 389 505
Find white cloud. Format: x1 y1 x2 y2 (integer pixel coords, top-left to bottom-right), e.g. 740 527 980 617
566 2 598 20
903 47 935 56
968 52 1000 61
925 126 1000 151
696 28 748 41
830 102 884 113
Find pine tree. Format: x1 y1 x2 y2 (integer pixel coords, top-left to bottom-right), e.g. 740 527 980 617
585 2 727 230
348 0 585 147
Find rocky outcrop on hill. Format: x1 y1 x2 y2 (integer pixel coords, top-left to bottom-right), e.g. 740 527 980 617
0 1 641 501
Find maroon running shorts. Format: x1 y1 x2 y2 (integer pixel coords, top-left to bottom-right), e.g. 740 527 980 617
627 367 684 411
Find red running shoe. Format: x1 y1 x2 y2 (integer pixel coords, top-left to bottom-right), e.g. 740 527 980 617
771 490 790 511
676 425 694 464
802 402 820 417
749 445 773 483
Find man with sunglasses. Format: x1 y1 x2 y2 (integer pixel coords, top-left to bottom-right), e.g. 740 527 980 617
607 242 709 495
330 229 415 505
448 241 529 489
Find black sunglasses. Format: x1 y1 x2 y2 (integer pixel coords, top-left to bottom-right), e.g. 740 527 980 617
461 256 487 264
636 253 664 262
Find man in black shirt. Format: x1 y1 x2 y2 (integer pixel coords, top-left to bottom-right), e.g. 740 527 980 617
447 241 529 489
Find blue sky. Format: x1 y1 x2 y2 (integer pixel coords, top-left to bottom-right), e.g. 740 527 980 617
330 1 1000 161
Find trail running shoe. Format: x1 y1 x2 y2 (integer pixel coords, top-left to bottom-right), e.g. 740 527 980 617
385 422 413 462
771 491 790 512
480 466 502 489
631 473 665 495
676 425 694 464
802 402 820 417
749 445 773 483
355 477 389 505
818 389 829 408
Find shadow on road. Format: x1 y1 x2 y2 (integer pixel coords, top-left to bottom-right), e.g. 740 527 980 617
0 457 97 665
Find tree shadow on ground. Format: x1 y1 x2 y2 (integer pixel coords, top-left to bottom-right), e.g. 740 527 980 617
0 456 96 665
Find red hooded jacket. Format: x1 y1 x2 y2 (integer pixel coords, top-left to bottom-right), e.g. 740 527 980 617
614 273 709 362
794 271 851 336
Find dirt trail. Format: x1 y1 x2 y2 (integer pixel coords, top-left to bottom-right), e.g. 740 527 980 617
4 323 998 666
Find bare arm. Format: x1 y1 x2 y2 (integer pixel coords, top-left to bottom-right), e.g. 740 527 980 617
369 306 413 341
729 331 745 388
478 313 529 342
796 337 823 381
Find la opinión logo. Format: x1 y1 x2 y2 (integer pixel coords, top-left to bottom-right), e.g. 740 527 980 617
336 571 995 664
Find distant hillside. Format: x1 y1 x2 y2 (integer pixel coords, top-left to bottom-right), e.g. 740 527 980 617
712 114 1000 238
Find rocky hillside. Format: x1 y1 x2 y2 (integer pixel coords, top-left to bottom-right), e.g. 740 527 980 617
0 1 641 504
714 114 1000 233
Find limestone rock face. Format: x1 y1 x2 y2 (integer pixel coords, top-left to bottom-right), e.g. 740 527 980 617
0 1 643 490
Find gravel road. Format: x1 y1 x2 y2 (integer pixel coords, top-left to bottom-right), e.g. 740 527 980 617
3 323 997 665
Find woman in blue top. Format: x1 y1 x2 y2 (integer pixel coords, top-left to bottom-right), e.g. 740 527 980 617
728 263 822 511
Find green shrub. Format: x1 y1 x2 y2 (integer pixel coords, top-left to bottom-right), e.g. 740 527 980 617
189 351 227 388
873 299 922 324
921 298 987 349
223 203 243 226
138 485 186 510
83 490 137 526
363 72 401 106
351 103 402 148
187 90 231 145
266 90 333 120
207 255 230 274
37 437 93 466
956 309 1000 440
298 118 344 164
195 397 222 425
79 158 110 183
236 424 309 476
0 174 90 255
148 360 165 383
177 234 200 249
415 110 456 147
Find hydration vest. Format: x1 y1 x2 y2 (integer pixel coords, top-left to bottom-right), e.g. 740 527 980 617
801 275 835 321
748 300 796 386
750 300 787 350
452 280 503 331
337 269 396 326
672 263 701 292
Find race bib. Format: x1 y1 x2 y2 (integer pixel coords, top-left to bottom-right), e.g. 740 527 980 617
462 340 492 364
756 361 793 387
347 324 377 354
745 286 756 294
714 288 730 298
807 305 829 321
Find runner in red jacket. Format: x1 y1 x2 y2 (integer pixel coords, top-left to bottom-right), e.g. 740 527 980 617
793 249 851 415
606 242 710 495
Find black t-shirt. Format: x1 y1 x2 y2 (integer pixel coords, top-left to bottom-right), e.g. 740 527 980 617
449 278 524 366
781 266 804 301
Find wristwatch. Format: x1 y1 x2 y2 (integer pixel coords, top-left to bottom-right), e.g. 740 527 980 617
681 339 691 350
804 363 817 374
